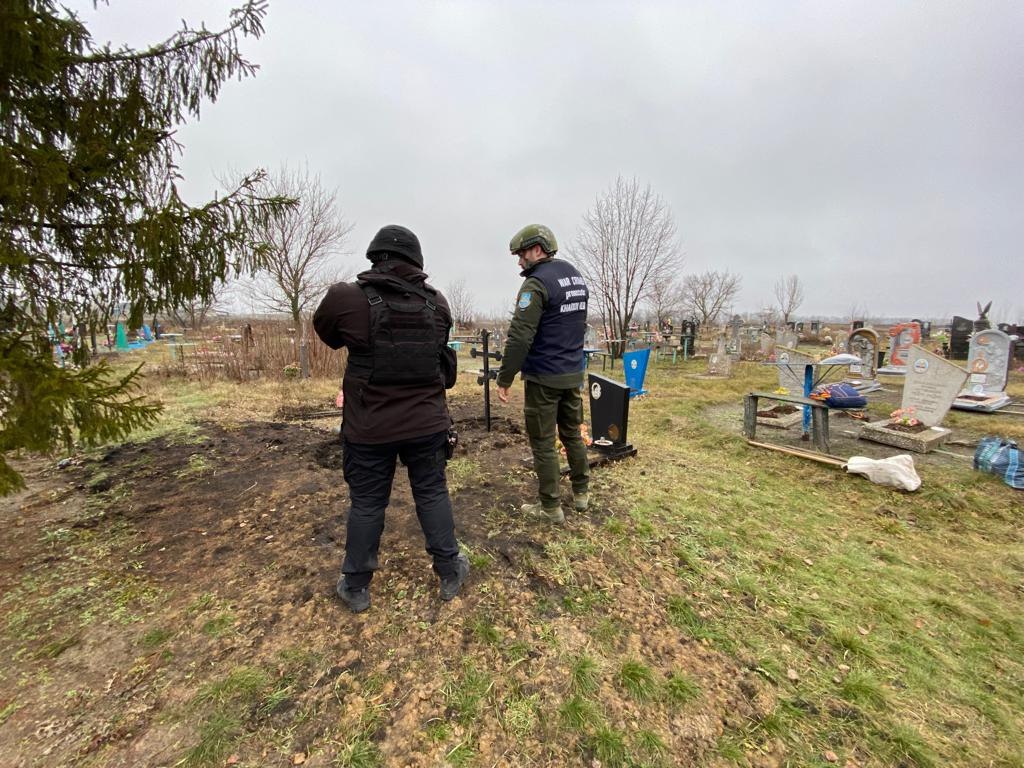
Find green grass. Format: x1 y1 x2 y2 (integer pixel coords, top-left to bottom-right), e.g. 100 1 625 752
200 612 235 637
336 736 382 768
0 700 20 726
617 659 656 701
568 653 600 696
559 695 600 731
3 357 1022 768
441 662 493 724
182 710 241 767
194 666 272 707
664 671 701 706
583 726 628 767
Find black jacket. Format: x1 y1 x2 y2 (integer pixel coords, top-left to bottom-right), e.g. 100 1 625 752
313 260 452 444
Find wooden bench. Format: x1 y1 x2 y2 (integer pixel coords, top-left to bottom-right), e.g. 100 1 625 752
743 391 831 453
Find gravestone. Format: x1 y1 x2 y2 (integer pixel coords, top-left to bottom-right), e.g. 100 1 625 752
623 348 651 398
727 315 742 357
760 333 773 356
949 316 972 359
952 329 1013 412
588 373 637 460
707 334 733 377
775 347 813 394
833 330 849 351
775 328 798 349
860 346 967 452
809 320 821 335
878 321 921 374
843 328 881 393
679 319 697 357
997 323 1024 361
115 320 129 350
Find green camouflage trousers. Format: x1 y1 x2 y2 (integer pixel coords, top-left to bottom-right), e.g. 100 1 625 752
523 380 590 510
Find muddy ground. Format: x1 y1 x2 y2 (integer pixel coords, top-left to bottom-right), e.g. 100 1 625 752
0 394 773 767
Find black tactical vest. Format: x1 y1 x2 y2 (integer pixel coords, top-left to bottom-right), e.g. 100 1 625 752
345 278 442 386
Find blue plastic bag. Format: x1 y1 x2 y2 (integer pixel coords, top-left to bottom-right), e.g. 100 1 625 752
974 437 1024 490
811 382 867 409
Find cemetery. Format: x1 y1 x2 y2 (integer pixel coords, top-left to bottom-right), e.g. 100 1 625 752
3 313 1023 768
3 5 1022 765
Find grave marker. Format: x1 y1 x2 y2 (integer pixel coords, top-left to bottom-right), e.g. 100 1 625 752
952 328 1013 412
878 321 921 374
860 346 967 452
949 316 972 359
471 329 502 431
588 373 637 461
707 334 733 377
622 348 650 398
775 347 813 393
844 327 881 393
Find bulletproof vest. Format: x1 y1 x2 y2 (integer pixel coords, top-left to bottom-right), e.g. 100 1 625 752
345 278 441 385
521 259 589 376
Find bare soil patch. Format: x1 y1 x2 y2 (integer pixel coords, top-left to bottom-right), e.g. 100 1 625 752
0 394 765 767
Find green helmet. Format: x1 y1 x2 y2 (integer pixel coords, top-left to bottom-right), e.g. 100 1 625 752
509 224 558 255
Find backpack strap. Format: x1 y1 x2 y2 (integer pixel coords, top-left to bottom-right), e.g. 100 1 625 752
359 276 436 311
360 283 384 307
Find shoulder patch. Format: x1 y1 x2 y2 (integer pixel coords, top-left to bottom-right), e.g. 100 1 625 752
517 291 533 310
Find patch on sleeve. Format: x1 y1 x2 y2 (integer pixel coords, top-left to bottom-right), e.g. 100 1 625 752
517 291 533 310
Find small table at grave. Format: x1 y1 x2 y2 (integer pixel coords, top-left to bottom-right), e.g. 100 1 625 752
763 358 852 438
584 347 613 370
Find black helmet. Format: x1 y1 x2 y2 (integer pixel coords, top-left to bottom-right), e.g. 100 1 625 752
367 224 423 268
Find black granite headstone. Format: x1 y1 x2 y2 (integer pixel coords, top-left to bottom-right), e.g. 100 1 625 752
588 373 634 456
950 316 972 360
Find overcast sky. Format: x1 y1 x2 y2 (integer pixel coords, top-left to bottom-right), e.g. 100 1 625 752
73 0 1023 323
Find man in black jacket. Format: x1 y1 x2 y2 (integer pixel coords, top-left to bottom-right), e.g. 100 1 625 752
313 225 468 612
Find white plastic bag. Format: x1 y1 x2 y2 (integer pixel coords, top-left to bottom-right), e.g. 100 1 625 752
846 454 921 491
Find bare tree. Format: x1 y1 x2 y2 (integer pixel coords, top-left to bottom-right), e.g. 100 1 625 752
245 166 353 376
679 270 742 329
445 278 476 329
847 302 869 328
169 280 229 331
773 274 804 326
571 176 680 357
646 276 684 333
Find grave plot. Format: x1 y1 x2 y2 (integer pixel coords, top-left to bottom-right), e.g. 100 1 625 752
860 346 968 453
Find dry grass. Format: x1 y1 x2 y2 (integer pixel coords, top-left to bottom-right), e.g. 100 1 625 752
4 343 1023 767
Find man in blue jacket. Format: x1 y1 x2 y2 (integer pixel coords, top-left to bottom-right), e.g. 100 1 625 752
496 224 590 524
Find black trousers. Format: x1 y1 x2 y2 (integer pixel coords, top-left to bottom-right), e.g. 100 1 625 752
341 429 460 589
